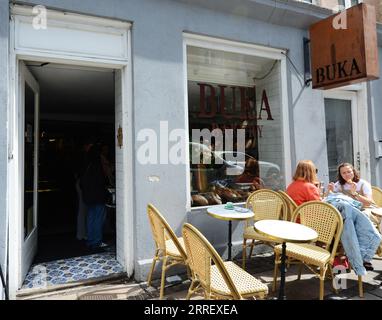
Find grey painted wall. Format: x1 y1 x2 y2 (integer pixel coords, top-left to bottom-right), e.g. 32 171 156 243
4 0 367 283
0 0 8 297
368 47 382 187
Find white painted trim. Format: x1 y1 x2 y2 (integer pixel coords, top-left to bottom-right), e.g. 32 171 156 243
8 67 21 299
15 52 128 69
323 91 358 170
12 4 130 64
183 40 192 213
183 33 291 203
11 4 131 29
183 33 287 60
8 15 21 297
323 86 371 182
8 9 134 298
19 61 40 282
124 28 135 276
280 58 292 185
357 83 371 182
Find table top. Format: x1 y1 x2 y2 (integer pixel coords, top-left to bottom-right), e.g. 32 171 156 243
207 205 254 221
254 220 318 243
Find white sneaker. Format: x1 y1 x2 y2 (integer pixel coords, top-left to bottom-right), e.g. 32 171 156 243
99 242 108 248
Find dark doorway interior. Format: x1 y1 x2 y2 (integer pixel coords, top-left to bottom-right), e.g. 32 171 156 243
26 62 116 264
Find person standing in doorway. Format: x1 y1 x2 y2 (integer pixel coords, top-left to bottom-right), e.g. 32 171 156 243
80 144 108 251
75 139 93 241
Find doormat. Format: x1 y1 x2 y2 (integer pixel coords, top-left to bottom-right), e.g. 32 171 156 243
22 251 124 290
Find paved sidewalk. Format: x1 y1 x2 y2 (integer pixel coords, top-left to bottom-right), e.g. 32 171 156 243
140 253 382 301
25 252 382 300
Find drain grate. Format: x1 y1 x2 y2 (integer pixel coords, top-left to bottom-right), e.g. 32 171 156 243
79 294 117 300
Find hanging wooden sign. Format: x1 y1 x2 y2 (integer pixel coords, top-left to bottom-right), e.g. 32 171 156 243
309 3 379 90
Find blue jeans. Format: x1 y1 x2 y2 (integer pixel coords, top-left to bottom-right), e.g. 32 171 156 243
325 198 382 275
86 204 106 249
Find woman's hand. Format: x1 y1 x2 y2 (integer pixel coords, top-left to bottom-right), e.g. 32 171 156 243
328 182 335 192
349 181 357 195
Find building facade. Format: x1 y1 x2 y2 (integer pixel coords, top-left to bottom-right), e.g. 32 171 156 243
0 0 382 299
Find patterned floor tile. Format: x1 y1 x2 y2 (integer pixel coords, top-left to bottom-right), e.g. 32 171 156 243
22 251 124 289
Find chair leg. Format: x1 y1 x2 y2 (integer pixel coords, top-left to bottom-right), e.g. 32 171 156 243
319 267 326 300
328 265 338 295
248 240 255 259
242 239 247 269
147 250 159 286
358 276 364 298
186 266 192 279
159 256 168 300
297 262 303 280
272 253 279 293
186 280 198 300
204 290 211 300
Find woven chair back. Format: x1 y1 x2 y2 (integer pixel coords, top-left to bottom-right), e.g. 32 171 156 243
372 186 382 207
293 201 343 252
278 190 298 221
182 223 241 299
246 189 286 222
147 204 187 258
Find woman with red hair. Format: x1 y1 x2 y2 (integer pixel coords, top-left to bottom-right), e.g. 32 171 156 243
286 160 321 205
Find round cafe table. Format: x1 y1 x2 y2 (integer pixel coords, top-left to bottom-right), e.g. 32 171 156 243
254 220 318 300
207 205 254 261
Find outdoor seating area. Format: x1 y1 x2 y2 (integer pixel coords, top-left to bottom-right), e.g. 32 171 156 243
146 188 382 300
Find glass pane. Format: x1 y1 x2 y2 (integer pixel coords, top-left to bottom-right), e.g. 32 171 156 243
350 0 358 6
24 83 36 239
324 98 354 182
187 46 285 207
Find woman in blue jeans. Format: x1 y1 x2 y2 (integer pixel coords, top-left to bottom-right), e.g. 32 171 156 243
80 144 108 251
327 163 381 272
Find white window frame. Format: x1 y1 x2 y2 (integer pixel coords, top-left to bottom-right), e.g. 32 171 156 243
324 82 370 182
182 33 291 211
344 0 360 8
8 5 134 298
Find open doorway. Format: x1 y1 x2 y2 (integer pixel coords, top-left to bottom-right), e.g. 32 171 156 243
20 61 122 289
9 7 133 297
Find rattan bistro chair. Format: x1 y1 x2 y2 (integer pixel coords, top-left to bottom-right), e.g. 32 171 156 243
372 186 382 207
182 223 268 300
242 189 287 269
278 190 298 221
147 204 188 299
272 201 348 300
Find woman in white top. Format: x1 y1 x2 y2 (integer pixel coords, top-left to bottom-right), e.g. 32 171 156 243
328 162 374 208
328 162 379 270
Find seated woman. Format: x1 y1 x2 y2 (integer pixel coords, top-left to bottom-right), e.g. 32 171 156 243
286 161 381 274
286 160 321 206
327 162 374 208
327 163 382 271
235 158 264 191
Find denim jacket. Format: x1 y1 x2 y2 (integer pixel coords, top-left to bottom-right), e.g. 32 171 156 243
324 193 382 275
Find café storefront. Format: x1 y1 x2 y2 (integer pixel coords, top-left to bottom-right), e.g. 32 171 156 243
0 0 381 299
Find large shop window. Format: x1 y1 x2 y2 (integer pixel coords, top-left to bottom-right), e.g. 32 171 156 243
187 46 285 207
